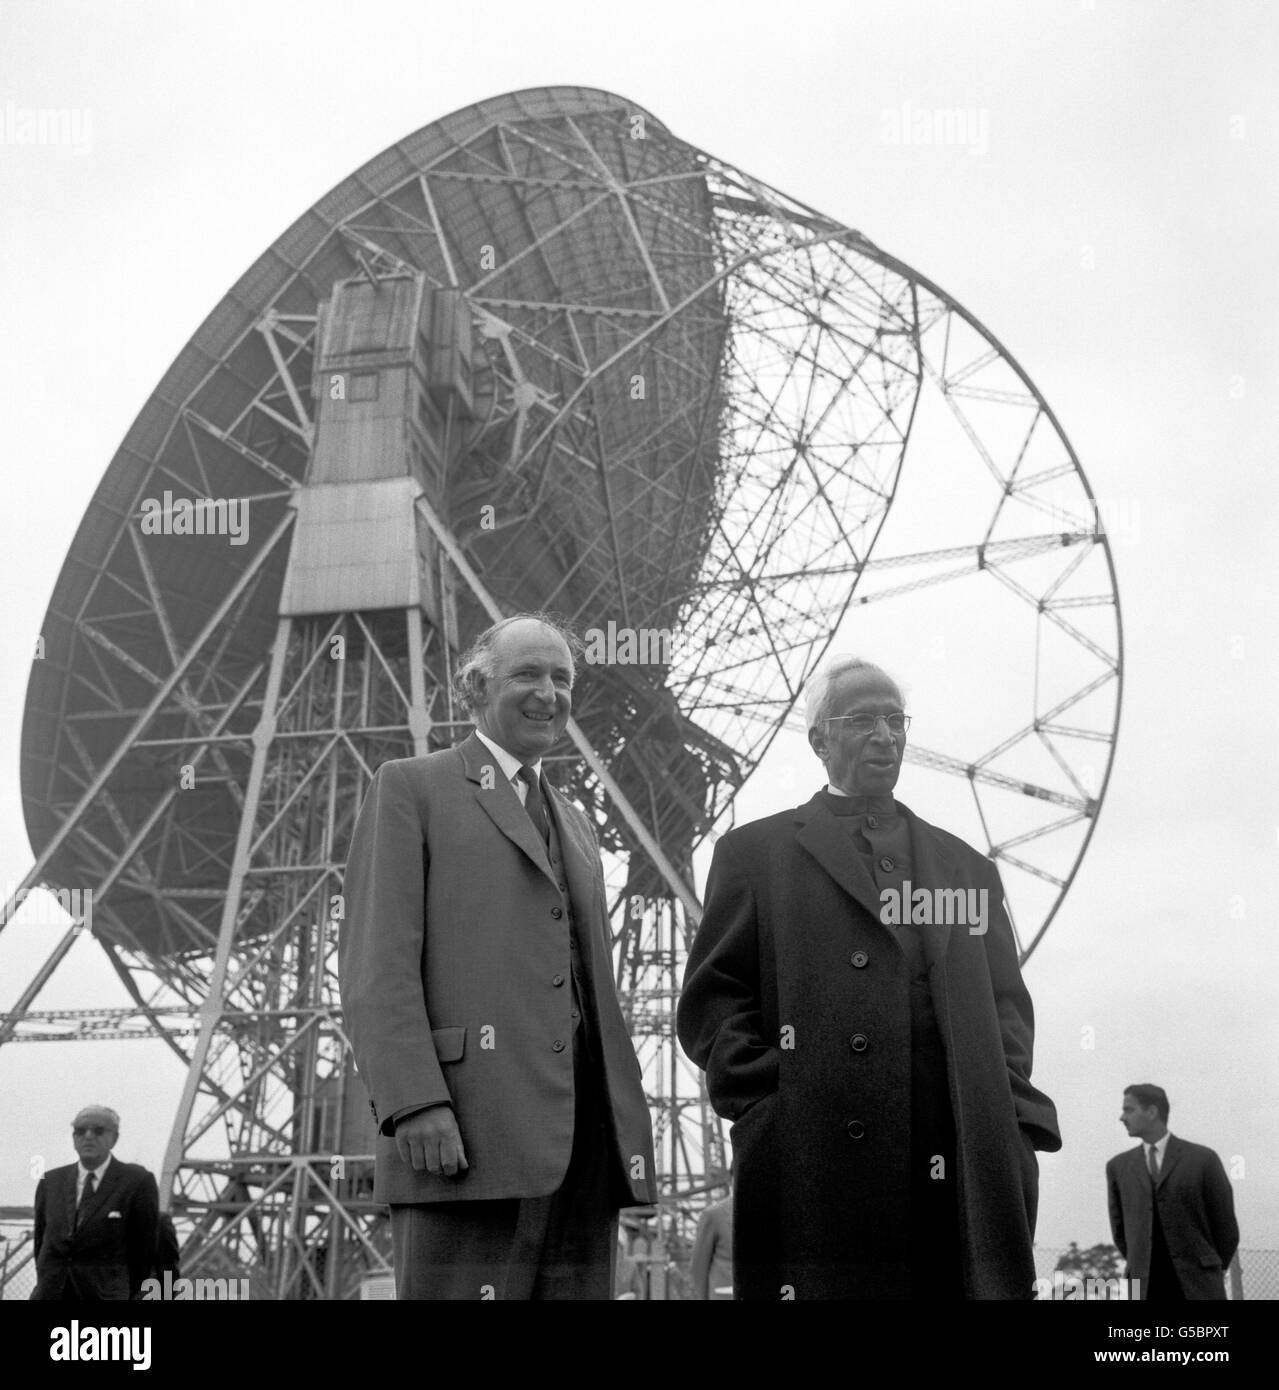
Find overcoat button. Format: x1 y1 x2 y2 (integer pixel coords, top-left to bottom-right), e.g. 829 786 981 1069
552 974 565 987
846 1120 866 1140
850 951 869 968
849 1033 868 1052
879 856 894 871
866 815 878 828
552 1039 566 1052
551 907 563 919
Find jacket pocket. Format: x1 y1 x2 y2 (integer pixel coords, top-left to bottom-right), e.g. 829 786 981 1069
730 1091 778 1138
432 1026 466 1063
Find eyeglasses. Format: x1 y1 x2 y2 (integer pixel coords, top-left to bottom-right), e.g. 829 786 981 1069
72 1125 110 1137
823 713 911 736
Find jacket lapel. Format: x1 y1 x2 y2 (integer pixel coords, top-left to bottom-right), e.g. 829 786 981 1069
64 1166 77 1232
77 1160 121 1227
794 794 888 924
1155 1135 1182 1189
793 794 967 970
458 733 557 888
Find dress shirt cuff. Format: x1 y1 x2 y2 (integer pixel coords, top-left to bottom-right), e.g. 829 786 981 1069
388 1101 452 1129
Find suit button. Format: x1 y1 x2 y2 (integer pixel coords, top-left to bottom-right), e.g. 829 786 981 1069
552 974 565 987
849 1033 868 1053
551 907 563 919
571 1010 580 1021
850 951 868 968
846 1120 866 1140
879 856 894 871
866 814 878 828
552 1039 566 1052
913 973 929 985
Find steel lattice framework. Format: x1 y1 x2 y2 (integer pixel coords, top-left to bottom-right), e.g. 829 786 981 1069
1 86 1120 1299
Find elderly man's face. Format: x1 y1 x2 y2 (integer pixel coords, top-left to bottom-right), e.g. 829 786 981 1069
808 669 907 796
473 619 573 765
71 1110 118 1170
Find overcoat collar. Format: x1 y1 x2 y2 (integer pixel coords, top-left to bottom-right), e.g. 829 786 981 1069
792 791 961 966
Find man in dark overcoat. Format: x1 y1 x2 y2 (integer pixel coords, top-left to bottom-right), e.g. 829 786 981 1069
1106 1084 1238 1301
677 657 1061 1299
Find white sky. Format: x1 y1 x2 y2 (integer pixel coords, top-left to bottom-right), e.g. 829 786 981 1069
0 0 1276 1265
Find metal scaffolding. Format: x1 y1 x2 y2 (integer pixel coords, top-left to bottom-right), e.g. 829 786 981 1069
1 86 1119 1298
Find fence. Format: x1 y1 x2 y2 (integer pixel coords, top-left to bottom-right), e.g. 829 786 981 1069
1034 1246 1272 1300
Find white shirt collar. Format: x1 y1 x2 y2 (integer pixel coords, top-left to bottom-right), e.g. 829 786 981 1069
1146 1133 1171 1163
78 1152 112 1193
474 730 542 789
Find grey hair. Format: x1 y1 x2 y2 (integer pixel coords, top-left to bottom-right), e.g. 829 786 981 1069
73 1104 120 1132
453 612 582 715
804 657 904 730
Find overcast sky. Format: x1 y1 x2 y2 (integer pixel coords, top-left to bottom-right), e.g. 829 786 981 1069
1 0 1276 1269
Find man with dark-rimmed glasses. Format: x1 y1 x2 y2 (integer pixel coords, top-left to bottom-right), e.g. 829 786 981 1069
31 1104 159 1300
678 656 1061 1299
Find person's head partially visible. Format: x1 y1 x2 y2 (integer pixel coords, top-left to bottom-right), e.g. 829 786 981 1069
454 613 578 765
805 657 909 797
71 1104 120 1170
1120 1085 1169 1143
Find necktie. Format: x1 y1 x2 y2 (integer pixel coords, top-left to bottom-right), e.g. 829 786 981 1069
1147 1145 1159 1182
75 1172 97 1227
517 767 550 847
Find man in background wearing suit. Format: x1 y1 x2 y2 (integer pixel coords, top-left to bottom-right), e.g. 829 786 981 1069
30 1104 160 1301
340 613 655 1299
1107 1084 1239 1301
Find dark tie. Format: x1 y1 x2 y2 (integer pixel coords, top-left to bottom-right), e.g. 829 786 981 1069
1147 1145 1159 1183
517 767 550 847
75 1172 97 1228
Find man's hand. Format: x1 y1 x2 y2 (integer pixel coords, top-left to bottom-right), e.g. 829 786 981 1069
394 1106 469 1177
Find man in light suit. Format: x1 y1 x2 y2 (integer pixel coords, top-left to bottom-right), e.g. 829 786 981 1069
31 1105 160 1301
1106 1084 1239 1301
677 656 1060 1299
340 613 655 1299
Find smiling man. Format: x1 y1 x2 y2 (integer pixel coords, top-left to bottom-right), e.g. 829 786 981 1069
31 1105 160 1300
677 656 1061 1299
340 613 655 1299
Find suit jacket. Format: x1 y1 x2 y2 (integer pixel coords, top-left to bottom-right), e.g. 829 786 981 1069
677 791 1061 1299
31 1159 160 1300
1106 1136 1239 1300
339 732 656 1206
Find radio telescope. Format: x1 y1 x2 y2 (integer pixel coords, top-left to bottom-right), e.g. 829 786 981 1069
1 87 1120 1298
